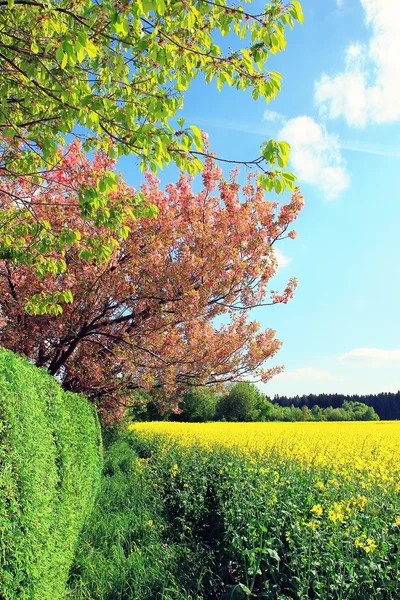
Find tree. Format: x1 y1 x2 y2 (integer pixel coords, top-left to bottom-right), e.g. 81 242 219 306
258 397 276 421
311 405 323 421
0 0 303 278
217 382 265 422
342 401 379 421
0 142 303 417
274 393 391 419
300 405 309 421
175 387 219 422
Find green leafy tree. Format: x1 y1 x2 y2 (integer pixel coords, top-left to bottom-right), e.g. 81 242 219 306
175 387 219 422
0 0 303 277
362 406 380 421
311 404 323 420
281 404 302 422
258 397 276 421
301 405 309 421
325 407 346 422
342 401 379 421
217 382 264 422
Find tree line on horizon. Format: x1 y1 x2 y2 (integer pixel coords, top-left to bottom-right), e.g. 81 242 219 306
129 383 380 422
273 391 400 421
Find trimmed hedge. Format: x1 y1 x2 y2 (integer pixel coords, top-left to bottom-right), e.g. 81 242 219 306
0 348 103 600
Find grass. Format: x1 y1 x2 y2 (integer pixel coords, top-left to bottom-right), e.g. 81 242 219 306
67 434 216 600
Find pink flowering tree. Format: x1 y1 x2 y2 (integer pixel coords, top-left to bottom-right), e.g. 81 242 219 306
0 141 304 418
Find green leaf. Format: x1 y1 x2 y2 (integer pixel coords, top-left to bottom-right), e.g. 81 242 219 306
2 127 16 138
62 290 74 303
239 23 248 40
81 94 93 107
75 42 85 63
55 46 64 63
189 125 203 150
112 13 129 36
290 1 304 24
217 72 225 91
282 171 297 183
175 76 188 92
85 41 98 59
155 0 166 16
266 548 280 562
221 583 251 600
273 177 282 193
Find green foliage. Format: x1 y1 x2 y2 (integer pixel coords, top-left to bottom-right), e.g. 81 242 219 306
0 0 302 175
174 387 219 422
272 401 380 422
341 401 379 421
128 389 173 422
274 391 399 419
217 382 266 422
137 385 379 423
0 348 102 600
68 434 215 600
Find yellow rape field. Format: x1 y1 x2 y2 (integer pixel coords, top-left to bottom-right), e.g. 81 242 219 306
130 421 400 486
128 421 400 597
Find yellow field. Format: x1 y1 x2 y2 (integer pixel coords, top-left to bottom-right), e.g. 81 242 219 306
130 421 400 486
128 420 400 596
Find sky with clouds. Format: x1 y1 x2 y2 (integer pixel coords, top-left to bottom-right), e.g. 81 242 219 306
120 0 400 398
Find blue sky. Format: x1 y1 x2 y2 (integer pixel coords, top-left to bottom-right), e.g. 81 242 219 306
123 0 400 397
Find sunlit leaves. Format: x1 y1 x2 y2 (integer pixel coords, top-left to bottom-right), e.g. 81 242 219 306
0 0 303 301
289 1 304 24
189 125 203 151
0 0 303 180
25 290 74 316
257 139 297 192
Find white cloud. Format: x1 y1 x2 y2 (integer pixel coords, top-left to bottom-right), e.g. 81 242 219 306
263 109 285 124
315 0 400 126
273 247 292 270
278 116 350 199
275 367 341 382
339 347 400 366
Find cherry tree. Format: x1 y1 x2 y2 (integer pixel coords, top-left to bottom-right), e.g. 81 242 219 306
0 141 304 417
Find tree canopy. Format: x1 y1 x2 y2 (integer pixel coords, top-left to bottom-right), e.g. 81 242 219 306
0 0 303 277
216 382 266 421
0 142 303 417
175 386 219 422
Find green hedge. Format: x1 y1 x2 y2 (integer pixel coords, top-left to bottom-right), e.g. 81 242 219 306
0 348 103 600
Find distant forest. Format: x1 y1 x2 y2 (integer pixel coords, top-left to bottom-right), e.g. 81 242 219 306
273 391 400 420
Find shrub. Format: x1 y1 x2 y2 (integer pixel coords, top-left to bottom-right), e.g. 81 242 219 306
0 348 102 600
